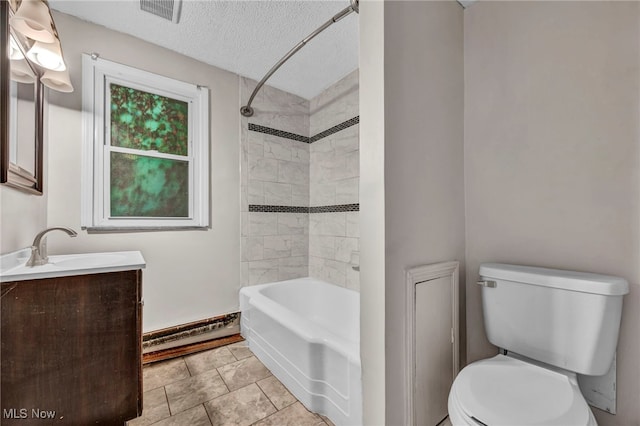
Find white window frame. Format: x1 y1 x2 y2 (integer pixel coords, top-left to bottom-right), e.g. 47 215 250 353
81 54 209 230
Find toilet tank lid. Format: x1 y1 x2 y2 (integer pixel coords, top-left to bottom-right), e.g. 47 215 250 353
479 263 629 296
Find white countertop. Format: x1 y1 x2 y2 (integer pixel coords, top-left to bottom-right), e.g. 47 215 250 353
0 249 146 282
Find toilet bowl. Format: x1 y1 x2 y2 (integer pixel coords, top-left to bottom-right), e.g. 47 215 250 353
448 355 597 426
448 263 628 426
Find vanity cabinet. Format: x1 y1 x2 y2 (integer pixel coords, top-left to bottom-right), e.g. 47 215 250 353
1 270 143 425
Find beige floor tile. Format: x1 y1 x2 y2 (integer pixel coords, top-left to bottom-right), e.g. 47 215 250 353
126 387 171 426
143 358 190 392
253 402 325 426
204 383 277 426
152 404 212 426
218 356 272 391
257 376 296 410
165 368 229 415
227 341 253 360
185 346 237 375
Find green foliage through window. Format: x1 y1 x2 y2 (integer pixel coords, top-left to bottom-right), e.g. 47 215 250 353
110 152 189 217
110 84 189 156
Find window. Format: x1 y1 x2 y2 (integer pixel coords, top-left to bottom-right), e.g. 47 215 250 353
82 54 209 230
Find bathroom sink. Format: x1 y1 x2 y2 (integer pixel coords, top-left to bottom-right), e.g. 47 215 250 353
52 253 128 269
0 250 146 282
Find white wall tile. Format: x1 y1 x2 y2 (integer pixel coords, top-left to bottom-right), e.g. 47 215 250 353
278 265 308 281
323 258 347 287
249 157 278 182
241 212 248 236
346 212 359 238
309 234 335 259
335 237 359 263
309 69 359 136
331 125 360 154
310 138 333 154
277 213 308 235
279 256 308 267
241 261 249 286
264 135 293 161
242 236 264 261
241 185 248 212
248 259 279 285
292 184 310 207
336 178 359 205
263 235 308 259
291 145 310 164
310 212 346 236
248 180 265 205
248 131 265 156
345 151 359 178
310 151 348 184
257 84 310 137
241 74 359 290
346 266 360 292
278 160 309 185
247 213 278 236
311 182 337 206
264 182 292 205
309 256 324 280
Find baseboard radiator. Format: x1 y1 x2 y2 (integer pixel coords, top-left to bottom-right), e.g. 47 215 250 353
142 312 240 354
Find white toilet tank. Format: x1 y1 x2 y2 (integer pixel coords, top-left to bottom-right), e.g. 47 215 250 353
479 263 628 376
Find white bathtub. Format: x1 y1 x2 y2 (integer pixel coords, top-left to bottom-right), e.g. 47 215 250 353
239 277 362 426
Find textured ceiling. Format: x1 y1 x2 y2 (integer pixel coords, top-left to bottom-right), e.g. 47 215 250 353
49 0 359 100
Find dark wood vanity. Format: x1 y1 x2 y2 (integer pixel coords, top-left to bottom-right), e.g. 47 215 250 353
1 270 143 425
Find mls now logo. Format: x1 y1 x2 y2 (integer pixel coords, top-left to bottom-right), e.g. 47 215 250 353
3 408 56 419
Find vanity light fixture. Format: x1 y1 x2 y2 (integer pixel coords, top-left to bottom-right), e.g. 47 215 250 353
26 39 65 71
9 58 36 84
9 0 55 43
9 36 24 60
9 0 73 92
40 68 73 92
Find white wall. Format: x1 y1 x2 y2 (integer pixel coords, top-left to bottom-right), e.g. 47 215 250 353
383 1 465 425
464 2 640 425
0 186 47 253
46 12 241 332
359 0 386 423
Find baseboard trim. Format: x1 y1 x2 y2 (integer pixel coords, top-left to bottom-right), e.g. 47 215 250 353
143 312 240 356
142 333 244 364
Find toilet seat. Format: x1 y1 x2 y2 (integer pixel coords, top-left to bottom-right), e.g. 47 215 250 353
450 354 594 426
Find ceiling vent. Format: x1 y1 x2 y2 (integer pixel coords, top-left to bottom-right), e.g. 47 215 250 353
140 0 182 23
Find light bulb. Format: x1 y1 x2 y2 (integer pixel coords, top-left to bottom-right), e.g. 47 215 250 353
33 49 63 69
27 40 66 71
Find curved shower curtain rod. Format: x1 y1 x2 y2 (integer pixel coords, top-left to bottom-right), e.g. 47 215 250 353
240 0 359 117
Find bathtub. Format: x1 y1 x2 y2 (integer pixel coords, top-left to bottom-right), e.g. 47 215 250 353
239 277 362 426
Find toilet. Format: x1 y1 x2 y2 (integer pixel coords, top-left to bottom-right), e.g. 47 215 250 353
448 263 629 426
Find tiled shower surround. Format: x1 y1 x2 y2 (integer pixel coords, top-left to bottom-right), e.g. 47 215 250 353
241 70 359 290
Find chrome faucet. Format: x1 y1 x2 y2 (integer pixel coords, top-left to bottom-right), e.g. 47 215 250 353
26 227 78 267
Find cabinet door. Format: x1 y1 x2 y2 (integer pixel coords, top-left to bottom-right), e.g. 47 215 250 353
1 270 142 425
415 276 453 426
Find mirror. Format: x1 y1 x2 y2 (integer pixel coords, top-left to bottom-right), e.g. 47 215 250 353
1 0 44 195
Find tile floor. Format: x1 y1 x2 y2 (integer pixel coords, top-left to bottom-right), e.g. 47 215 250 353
127 341 334 426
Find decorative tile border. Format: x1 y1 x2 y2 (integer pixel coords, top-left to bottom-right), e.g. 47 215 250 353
309 203 359 213
248 116 359 144
309 116 360 143
248 123 309 143
249 204 359 213
249 205 309 213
